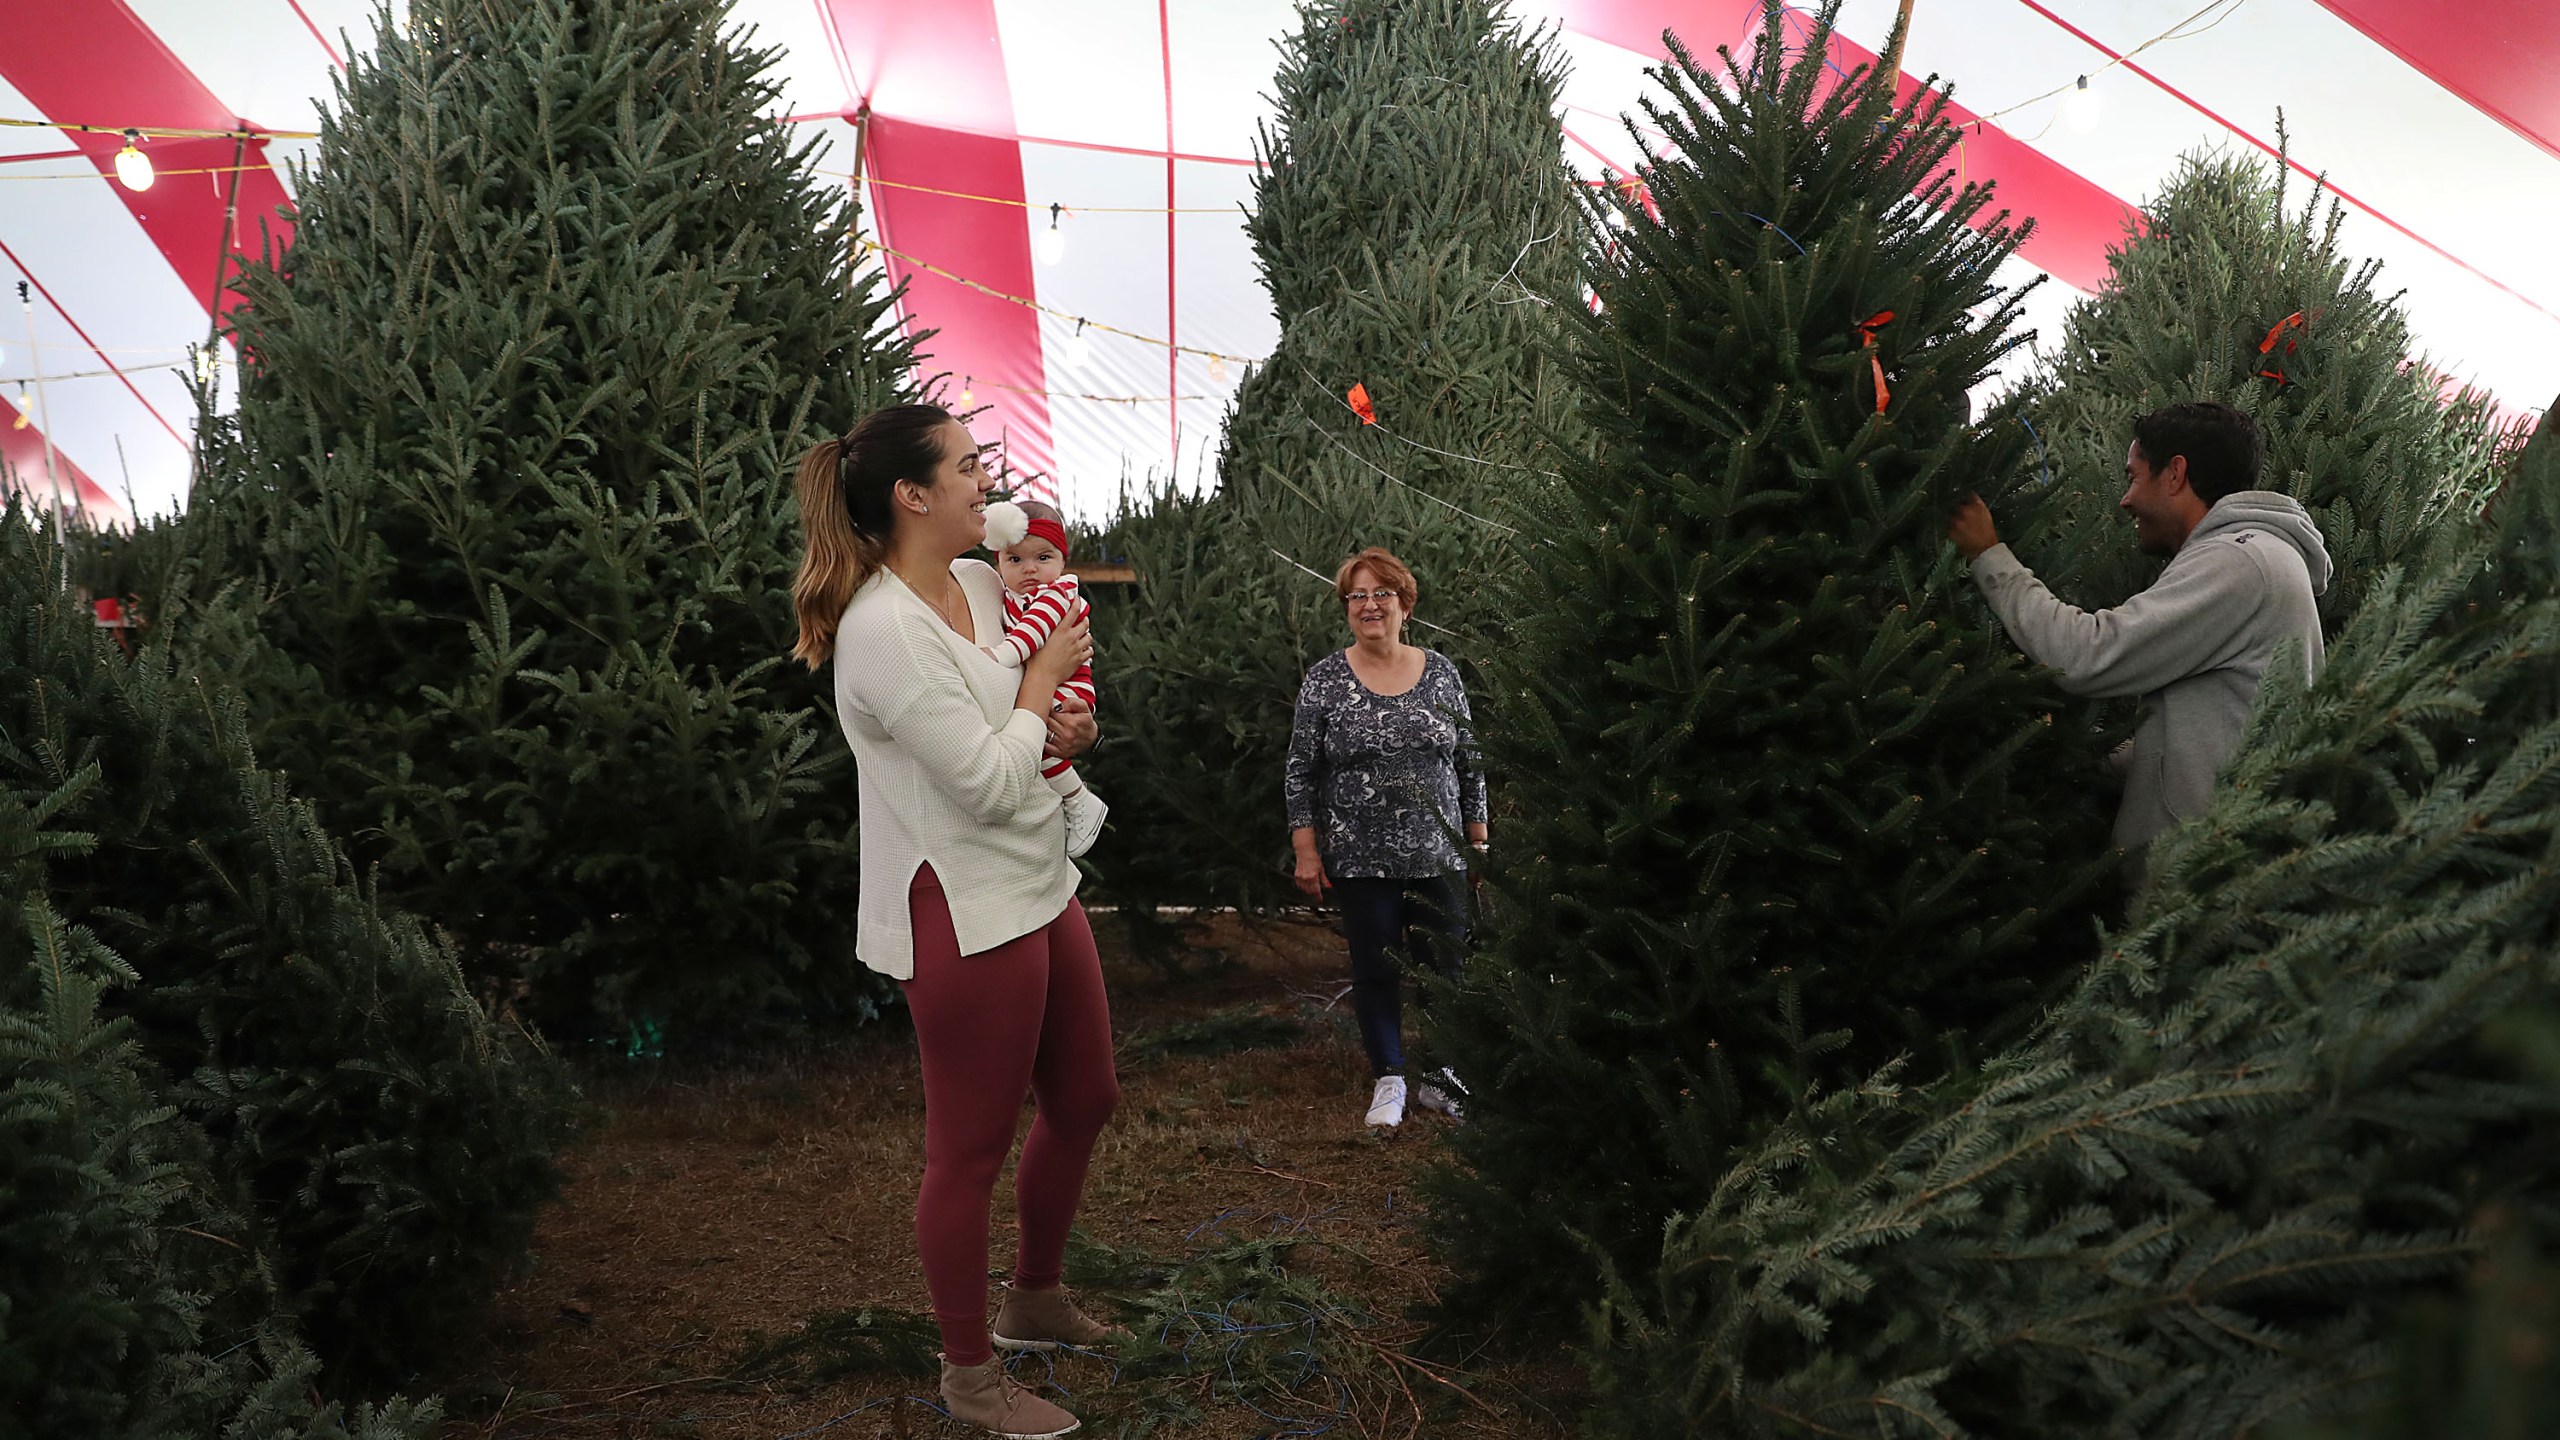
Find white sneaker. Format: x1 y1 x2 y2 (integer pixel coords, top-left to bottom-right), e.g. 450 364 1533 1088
1061 787 1108 860
1365 1074 1407 1128
1412 1067 1465 1120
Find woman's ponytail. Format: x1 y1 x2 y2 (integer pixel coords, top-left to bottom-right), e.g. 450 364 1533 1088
791 403 954 670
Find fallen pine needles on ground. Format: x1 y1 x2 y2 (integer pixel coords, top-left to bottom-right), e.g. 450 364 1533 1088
1119 1005 1308 1064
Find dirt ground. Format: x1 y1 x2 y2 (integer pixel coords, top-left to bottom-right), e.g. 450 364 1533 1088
430 912 1587 1440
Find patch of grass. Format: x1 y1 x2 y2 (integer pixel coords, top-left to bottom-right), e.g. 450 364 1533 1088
1059 1229 1480 1439
1123 1005 1305 1063
727 1305 941 1387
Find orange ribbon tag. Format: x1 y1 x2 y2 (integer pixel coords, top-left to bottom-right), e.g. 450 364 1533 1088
1347 382 1378 426
1855 310 1896 414
2256 310 2307 384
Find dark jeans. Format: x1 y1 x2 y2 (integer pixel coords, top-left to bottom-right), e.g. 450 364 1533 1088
1333 874 1470 1078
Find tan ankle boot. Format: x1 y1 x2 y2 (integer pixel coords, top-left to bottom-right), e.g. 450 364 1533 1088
991 1283 1130 1352
938 1354 1079 1438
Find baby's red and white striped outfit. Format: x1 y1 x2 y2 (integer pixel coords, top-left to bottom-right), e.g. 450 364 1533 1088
995 576 1095 781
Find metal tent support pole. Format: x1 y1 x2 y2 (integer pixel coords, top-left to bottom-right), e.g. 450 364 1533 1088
18 279 68 585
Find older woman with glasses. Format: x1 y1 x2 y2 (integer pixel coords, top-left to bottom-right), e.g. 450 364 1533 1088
1284 547 1489 1130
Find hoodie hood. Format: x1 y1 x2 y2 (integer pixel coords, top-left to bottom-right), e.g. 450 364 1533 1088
2190 490 2334 597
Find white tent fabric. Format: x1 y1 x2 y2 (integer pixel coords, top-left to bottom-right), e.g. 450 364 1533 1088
3 0 2553 525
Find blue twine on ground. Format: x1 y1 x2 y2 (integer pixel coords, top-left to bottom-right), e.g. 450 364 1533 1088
1186 1206 1246 1242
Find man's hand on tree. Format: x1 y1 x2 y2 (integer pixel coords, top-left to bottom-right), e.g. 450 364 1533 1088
1949 495 2001 562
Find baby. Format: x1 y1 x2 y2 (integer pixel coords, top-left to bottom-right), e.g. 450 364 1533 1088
980 499 1109 859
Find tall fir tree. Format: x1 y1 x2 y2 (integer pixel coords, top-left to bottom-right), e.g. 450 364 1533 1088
2009 147 2508 625
1088 0 1582 915
2 499 572 1384
1586 400 2560 1439
1423 3 2118 1330
168 0 913 1035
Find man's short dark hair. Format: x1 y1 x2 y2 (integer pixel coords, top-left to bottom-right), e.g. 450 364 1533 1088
2131 400 2263 505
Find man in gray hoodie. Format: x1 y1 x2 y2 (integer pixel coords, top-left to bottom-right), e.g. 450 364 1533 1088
1948 400 2333 877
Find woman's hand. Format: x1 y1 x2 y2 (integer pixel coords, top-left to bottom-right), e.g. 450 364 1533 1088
1044 696 1098 761
1017 612 1092 711
1466 822 1489 853
1293 851 1330 898
1291 828 1328 899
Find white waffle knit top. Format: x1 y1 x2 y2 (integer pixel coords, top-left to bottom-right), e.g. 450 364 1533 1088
834 558 1079 979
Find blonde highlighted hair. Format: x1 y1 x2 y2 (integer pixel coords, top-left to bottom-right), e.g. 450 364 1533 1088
790 403 953 670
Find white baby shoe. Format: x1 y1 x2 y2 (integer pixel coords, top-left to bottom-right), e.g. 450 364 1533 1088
1062 786 1109 860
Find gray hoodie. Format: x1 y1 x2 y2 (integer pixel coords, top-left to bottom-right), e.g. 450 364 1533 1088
1970 491 2334 857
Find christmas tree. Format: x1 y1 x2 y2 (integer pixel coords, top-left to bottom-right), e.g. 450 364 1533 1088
1089 0 1582 915
168 0 914 1036
2 498 572 1383
2265 1209 2560 1440
2009 147 2508 625
0 901 439 1437
1587 399 2560 1438
2 805 211 1433
1423 3 2120 1331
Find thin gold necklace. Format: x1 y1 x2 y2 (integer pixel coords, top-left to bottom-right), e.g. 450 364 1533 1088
894 562 967 632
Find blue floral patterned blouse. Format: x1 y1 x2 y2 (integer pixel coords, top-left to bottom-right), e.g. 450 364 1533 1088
1284 648 1489 879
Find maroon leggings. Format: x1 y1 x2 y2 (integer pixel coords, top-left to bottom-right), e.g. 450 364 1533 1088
904 866 1119 1366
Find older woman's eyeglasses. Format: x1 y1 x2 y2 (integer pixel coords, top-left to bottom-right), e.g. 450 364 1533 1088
1343 589 1398 606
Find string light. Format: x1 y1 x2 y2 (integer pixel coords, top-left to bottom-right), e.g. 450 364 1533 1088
1057 317 1092 371
831 169 1240 215
2063 75 2102 135
960 375 976 407
113 130 154 192
0 161 286 183
856 237 1262 366
0 116 316 141
1208 355 1230 386
1035 202 1067 266
1964 0 2247 133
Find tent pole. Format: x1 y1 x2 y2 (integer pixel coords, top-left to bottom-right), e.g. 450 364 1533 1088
18 279 68 577
188 130 250 505
1881 0 1917 88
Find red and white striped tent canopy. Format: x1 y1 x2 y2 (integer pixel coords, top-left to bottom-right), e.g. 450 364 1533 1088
5 0 2554 525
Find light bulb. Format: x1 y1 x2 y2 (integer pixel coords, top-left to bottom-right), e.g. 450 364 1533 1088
960 376 975 407
1057 322 1092 372
114 130 155 191
2064 76 2102 135
1208 355 1229 386
1035 202 1066 266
